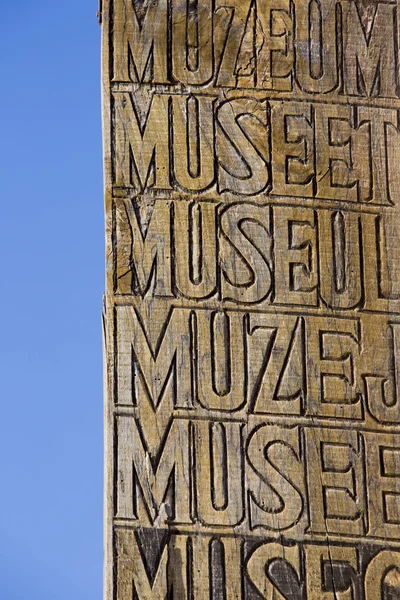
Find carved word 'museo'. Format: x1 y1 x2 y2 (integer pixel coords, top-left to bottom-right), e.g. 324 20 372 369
113 0 398 98
115 530 400 600
113 95 400 202
114 200 400 312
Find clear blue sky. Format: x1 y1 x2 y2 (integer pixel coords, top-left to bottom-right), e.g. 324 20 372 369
0 3 103 598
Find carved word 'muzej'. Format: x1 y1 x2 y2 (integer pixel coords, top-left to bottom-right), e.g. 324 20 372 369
103 0 400 598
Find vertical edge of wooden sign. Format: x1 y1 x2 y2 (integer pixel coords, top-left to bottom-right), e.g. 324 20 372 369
101 3 113 600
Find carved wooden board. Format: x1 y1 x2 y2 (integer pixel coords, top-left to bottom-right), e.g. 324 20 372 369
101 1 400 597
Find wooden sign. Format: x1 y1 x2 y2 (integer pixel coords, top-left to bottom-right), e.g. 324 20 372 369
101 1 400 597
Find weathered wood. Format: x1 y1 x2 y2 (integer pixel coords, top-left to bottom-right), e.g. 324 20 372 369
101 1 400 597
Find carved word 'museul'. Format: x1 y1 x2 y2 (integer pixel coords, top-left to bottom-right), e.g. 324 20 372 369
114 200 400 312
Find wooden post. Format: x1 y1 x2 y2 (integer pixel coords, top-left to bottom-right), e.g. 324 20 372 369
101 1 400 597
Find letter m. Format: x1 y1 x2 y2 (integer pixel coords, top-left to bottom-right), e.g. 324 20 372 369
344 2 397 97
116 306 193 410
116 530 168 599
113 93 171 190
115 198 172 297
113 0 168 83
116 416 191 523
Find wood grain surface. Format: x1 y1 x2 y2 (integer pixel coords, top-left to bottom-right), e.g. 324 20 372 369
101 1 400 597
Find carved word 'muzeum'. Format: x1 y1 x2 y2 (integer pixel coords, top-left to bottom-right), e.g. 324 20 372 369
102 0 400 597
